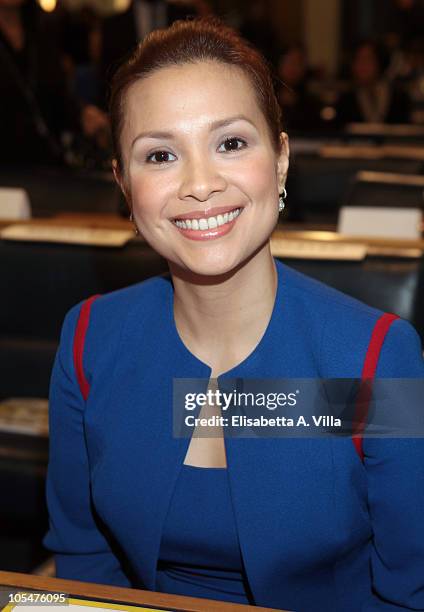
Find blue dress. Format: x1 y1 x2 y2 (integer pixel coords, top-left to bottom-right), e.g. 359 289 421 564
44 259 424 611
156 464 251 605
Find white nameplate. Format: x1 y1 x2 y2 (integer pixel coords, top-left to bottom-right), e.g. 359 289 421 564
271 238 366 260
338 206 422 240
0 224 134 247
0 188 31 220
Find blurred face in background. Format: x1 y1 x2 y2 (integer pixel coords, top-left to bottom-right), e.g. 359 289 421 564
352 44 381 86
117 60 288 278
278 48 306 88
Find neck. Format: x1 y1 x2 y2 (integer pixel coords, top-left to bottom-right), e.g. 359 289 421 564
169 243 278 375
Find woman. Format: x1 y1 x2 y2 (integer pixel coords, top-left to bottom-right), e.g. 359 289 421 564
276 45 322 133
336 41 411 125
44 19 424 611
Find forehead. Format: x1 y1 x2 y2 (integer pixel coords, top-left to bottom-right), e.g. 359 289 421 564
122 61 267 139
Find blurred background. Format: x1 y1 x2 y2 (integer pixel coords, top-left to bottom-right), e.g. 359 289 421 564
1 0 424 171
0 0 423 579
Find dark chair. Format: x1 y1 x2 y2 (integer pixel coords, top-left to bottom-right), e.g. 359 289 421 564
288 154 423 222
0 166 122 217
286 258 423 327
344 171 424 209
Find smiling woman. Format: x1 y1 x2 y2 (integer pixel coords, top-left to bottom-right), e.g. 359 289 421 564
113 59 287 279
44 18 424 612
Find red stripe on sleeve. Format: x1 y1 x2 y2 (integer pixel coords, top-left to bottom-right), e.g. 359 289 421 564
73 295 100 401
353 312 400 461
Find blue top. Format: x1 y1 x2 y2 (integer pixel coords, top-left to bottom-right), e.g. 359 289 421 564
156 464 251 605
44 259 424 611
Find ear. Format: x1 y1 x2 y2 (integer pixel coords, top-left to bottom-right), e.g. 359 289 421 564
112 159 131 210
276 132 289 193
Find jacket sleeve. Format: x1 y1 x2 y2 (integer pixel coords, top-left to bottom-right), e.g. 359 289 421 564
43 304 132 587
363 319 424 610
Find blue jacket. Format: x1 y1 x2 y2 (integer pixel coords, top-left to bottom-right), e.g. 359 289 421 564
44 260 424 611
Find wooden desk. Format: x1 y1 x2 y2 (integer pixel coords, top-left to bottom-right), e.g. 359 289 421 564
0 571 285 611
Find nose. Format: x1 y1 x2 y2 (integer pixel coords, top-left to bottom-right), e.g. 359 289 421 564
178 152 227 202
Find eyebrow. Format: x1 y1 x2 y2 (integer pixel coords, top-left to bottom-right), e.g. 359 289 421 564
130 114 257 149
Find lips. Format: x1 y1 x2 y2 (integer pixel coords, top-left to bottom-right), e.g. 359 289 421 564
170 205 244 241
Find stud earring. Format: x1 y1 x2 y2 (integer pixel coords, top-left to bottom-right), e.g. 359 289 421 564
278 187 287 213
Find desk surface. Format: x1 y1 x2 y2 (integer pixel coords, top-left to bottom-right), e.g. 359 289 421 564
0 571 284 612
0 215 423 251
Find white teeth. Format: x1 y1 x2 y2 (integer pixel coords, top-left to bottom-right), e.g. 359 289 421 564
174 208 242 231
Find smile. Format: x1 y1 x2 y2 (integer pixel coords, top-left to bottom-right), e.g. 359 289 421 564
171 206 244 241
172 207 243 230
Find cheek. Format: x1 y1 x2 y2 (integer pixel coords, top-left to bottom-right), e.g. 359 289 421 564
235 155 278 203
129 172 170 219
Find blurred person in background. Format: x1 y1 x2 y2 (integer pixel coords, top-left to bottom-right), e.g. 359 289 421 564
62 5 102 106
386 0 424 48
0 0 109 166
383 1 424 96
276 45 322 133
0 0 76 164
402 38 424 123
386 38 424 123
335 40 411 125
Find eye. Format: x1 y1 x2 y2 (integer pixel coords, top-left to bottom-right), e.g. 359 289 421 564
218 137 248 153
146 150 177 164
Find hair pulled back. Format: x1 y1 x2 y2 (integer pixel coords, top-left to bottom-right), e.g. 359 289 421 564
109 17 282 171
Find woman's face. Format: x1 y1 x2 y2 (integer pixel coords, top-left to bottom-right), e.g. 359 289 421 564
117 60 288 277
352 46 380 86
278 49 306 88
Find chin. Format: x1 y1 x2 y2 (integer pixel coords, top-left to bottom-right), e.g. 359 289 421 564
168 241 270 282
167 249 247 281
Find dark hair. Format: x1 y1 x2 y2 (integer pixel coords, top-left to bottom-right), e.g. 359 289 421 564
109 17 282 171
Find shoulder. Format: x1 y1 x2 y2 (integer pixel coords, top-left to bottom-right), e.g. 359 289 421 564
61 273 172 355
91 273 171 318
277 259 381 322
56 274 173 393
275 260 423 376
